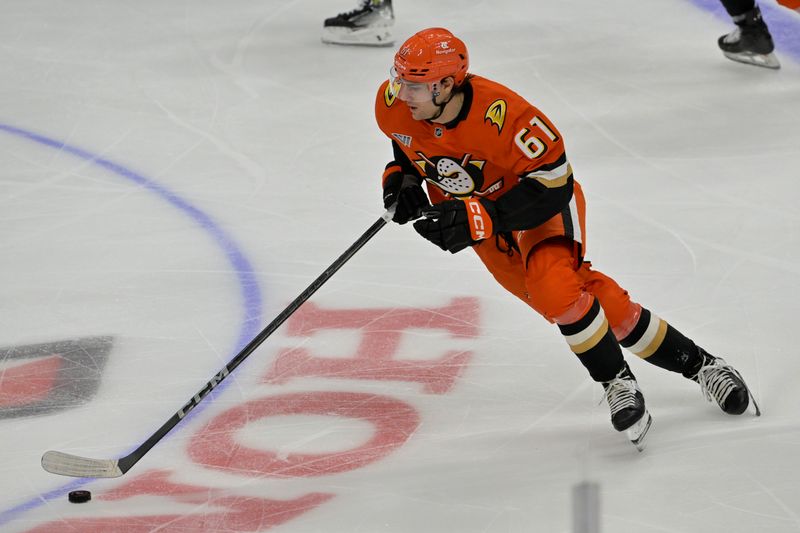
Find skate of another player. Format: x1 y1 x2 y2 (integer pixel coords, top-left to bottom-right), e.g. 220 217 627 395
717 0 781 68
322 0 395 46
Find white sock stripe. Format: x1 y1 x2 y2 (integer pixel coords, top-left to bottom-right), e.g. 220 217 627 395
627 314 663 355
564 306 606 347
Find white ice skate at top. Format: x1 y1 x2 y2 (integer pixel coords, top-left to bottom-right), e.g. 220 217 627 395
322 0 395 47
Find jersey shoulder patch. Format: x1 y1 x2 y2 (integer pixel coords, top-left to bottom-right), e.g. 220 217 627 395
380 80 397 108
469 76 528 137
484 98 507 134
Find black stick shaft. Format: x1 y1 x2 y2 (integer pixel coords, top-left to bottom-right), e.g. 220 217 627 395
117 215 389 473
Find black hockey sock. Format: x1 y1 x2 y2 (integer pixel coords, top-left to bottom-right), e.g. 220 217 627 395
558 298 625 382
619 308 701 375
720 0 759 18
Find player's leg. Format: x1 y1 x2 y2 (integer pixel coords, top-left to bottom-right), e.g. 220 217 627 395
717 0 779 69
471 234 532 305
578 264 756 415
522 239 649 438
472 191 650 444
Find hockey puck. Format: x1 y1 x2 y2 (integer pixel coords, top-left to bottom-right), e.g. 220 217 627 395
68 490 91 503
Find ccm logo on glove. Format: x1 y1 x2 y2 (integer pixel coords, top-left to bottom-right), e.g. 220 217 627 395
415 198 497 254
464 198 493 241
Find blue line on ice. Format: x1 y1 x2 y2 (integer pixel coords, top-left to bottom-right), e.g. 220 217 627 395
0 122 263 526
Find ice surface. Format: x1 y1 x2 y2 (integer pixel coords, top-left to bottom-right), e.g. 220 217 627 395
1 1 799 532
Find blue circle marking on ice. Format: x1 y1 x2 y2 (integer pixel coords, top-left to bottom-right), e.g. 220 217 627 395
0 122 263 525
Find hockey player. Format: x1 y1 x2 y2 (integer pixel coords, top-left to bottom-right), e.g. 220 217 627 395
717 0 780 68
322 0 395 47
375 28 760 450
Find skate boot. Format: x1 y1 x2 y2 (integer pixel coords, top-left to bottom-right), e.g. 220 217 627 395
685 348 761 416
602 362 652 451
322 0 394 47
718 5 780 69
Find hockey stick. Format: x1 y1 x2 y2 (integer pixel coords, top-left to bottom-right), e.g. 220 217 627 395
42 210 394 478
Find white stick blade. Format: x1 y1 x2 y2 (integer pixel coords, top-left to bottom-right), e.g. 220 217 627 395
41 450 123 478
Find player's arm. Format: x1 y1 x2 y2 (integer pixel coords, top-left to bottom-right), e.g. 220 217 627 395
412 159 573 253
374 82 429 223
390 141 419 176
492 152 574 232
383 141 430 224
492 108 574 231
413 108 573 253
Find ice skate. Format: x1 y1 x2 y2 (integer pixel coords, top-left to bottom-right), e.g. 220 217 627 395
322 0 395 47
718 6 780 69
602 362 652 451
686 349 761 416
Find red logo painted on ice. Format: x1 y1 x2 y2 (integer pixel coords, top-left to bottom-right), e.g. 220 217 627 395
26 299 478 532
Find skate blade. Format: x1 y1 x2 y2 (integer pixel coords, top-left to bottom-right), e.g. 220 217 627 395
626 410 653 452
744 382 762 417
321 26 394 47
722 50 780 69
750 395 762 417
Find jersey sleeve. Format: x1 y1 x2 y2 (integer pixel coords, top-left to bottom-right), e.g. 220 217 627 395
374 80 421 177
391 141 422 178
374 79 397 139
492 103 575 232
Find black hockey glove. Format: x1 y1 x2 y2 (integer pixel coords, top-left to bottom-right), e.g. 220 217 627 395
413 198 497 254
382 163 430 224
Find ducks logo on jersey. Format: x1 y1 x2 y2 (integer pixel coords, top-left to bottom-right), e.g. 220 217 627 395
414 152 487 196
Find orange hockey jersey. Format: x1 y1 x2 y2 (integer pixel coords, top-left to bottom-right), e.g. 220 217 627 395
374 74 586 258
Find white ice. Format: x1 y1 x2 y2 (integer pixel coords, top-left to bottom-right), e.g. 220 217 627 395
1 1 800 532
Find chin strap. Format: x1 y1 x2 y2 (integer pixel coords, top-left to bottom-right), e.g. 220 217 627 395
429 82 456 121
